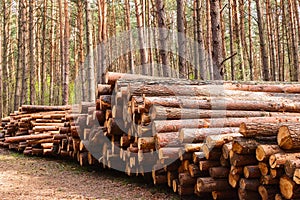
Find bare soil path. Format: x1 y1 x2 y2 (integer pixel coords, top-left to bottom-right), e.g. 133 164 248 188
0 148 180 200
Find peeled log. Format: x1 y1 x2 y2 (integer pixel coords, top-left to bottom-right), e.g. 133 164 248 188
155 132 181 149
158 147 181 160
224 83 300 93
278 124 300 150
21 105 71 112
154 117 300 133
180 127 239 143
206 133 242 149
150 106 283 120
269 153 300 169
256 145 284 162
280 175 300 199
5 134 53 143
196 177 231 193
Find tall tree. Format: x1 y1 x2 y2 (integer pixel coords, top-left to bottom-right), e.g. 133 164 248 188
125 0 135 74
2 0 11 115
255 0 270 81
177 0 186 78
287 0 299 81
229 0 235 80
135 0 149 75
248 0 254 80
86 0 96 102
29 0 36 105
206 0 214 79
40 0 47 104
156 0 170 77
210 0 224 80
15 0 25 110
196 0 207 80
58 0 65 104
63 0 70 105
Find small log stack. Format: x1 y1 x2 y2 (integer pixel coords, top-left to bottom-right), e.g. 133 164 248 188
1 72 300 199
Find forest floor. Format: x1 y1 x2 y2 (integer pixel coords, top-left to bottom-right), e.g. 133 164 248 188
0 148 181 200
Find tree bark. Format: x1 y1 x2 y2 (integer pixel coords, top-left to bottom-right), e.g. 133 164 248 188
155 0 170 77
255 0 270 81
210 0 223 80
278 124 300 150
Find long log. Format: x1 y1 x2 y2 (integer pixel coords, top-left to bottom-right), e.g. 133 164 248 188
129 83 300 101
269 152 300 169
97 84 112 96
154 117 300 133
256 145 284 162
196 177 231 193
180 127 239 143
278 124 300 150
209 167 230 178
243 165 261 179
239 178 260 191
240 122 284 138
280 175 300 199
224 83 300 93
150 106 289 120
21 105 71 112
232 138 260 155
206 133 242 149
229 151 258 167
155 132 181 149
5 133 53 143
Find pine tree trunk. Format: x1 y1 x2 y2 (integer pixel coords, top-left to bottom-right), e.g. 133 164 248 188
41 0 47 105
77 0 86 101
177 0 186 78
210 0 224 80
49 1 55 105
255 0 270 81
206 0 213 79
86 0 96 102
228 0 235 80
2 0 10 114
63 0 70 105
156 0 170 77
287 0 300 81
134 0 149 75
29 0 36 105
15 0 24 110
58 0 65 105
248 0 254 80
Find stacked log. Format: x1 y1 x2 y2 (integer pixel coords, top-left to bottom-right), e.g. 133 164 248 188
0 105 72 156
1 72 300 199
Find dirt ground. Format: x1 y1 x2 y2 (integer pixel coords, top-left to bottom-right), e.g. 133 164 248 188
0 148 181 200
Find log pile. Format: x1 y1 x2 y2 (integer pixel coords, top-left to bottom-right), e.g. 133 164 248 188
0 105 72 156
1 72 300 199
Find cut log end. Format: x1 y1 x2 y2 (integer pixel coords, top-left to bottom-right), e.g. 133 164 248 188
278 126 293 150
